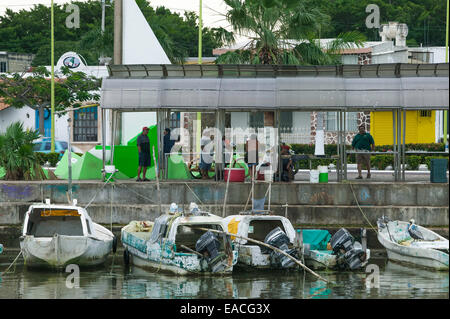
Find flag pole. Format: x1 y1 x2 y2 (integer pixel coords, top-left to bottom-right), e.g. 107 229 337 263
50 0 55 152
197 0 203 155
444 0 449 151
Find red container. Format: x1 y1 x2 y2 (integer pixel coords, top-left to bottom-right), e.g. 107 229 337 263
224 168 245 182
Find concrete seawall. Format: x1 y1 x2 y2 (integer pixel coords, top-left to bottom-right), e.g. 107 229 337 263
0 180 447 226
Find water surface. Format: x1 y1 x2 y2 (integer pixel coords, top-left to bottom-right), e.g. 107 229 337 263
0 251 447 299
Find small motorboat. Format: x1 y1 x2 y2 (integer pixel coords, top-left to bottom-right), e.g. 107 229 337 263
377 216 449 270
223 214 300 269
301 228 371 270
223 213 370 271
20 199 116 269
121 203 238 275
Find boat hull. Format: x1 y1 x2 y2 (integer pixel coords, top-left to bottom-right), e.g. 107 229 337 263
378 233 448 271
305 249 371 270
20 235 113 269
122 230 238 276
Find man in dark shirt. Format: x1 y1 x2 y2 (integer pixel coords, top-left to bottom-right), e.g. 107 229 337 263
351 125 375 179
162 128 175 175
137 127 151 181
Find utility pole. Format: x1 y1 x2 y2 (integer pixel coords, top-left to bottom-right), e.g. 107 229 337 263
114 0 122 65
101 0 106 33
445 0 449 152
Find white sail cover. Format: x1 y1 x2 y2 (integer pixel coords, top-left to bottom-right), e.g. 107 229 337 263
122 0 171 64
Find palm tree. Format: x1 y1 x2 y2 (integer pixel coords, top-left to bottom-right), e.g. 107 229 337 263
0 122 46 180
216 0 366 65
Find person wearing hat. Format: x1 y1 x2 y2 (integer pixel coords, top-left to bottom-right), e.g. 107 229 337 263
137 126 151 181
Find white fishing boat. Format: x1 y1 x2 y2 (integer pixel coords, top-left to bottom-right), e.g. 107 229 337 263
121 203 238 275
223 214 300 269
377 216 449 270
223 213 371 271
20 199 116 269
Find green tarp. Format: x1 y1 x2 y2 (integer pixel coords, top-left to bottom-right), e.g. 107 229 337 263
0 166 5 179
54 151 82 179
300 229 331 251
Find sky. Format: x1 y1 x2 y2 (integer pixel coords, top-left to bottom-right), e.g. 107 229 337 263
0 0 232 29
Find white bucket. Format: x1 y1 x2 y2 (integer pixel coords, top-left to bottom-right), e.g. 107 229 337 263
318 166 328 174
310 170 319 183
318 165 328 183
264 170 273 182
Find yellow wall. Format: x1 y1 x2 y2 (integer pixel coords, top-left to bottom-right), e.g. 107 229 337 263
370 111 435 145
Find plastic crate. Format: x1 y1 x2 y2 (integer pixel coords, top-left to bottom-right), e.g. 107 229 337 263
430 158 448 183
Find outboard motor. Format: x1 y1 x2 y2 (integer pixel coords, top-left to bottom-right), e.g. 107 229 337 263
263 227 298 268
343 241 366 270
195 231 227 273
330 228 354 254
330 228 366 270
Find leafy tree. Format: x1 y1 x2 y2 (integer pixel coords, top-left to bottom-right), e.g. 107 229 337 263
0 0 228 66
216 0 366 65
0 66 101 136
0 122 46 180
314 0 447 46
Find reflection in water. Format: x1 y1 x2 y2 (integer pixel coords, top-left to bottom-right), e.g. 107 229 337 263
0 253 448 299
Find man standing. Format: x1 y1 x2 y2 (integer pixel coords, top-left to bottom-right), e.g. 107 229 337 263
137 127 151 181
352 125 375 179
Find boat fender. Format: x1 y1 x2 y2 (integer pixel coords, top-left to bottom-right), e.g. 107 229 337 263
112 236 117 254
123 248 130 266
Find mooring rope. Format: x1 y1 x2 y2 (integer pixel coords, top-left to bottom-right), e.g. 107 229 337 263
349 183 378 234
184 182 205 207
1 250 22 276
84 173 115 209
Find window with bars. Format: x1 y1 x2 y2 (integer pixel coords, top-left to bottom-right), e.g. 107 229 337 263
249 112 264 128
169 112 180 130
280 111 293 133
73 106 98 142
420 110 432 117
326 112 358 131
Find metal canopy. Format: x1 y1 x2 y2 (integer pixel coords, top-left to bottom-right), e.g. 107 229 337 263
101 63 449 111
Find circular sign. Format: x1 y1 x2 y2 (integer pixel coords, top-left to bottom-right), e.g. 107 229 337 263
63 56 81 69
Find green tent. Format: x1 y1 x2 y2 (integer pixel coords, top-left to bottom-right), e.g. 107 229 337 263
167 154 192 180
54 151 82 179
70 152 134 180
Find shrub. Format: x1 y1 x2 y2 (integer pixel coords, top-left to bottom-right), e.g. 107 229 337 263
46 152 61 167
371 155 394 170
406 155 422 170
0 122 46 180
